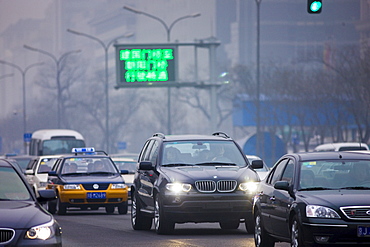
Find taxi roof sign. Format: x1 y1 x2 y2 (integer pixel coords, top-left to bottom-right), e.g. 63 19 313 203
72 147 95 153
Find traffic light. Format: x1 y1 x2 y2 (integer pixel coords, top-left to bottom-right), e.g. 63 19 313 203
307 0 322 14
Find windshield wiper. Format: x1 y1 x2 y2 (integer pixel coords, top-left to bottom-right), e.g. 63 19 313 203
339 186 370 190
196 162 238 166
162 163 195 167
299 187 334 191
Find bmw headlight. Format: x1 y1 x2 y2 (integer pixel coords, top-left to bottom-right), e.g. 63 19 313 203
63 184 81 190
166 183 192 193
111 183 127 189
239 182 259 192
306 205 340 218
25 219 55 240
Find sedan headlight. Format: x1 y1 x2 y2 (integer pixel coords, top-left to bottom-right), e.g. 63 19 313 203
306 205 340 218
63 184 81 190
25 219 56 240
166 183 192 193
111 183 127 189
239 182 259 192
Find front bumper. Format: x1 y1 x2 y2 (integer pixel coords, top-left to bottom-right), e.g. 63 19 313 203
302 219 370 245
160 191 254 223
58 186 128 206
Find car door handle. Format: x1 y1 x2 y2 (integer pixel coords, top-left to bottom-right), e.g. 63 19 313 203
269 196 276 201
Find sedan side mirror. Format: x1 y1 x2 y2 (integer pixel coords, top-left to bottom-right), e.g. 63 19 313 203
139 161 153 171
274 180 290 191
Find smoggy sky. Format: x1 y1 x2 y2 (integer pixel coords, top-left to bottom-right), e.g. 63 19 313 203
0 0 52 33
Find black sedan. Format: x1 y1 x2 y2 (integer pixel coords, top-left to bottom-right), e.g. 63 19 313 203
253 151 370 247
0 158 62 246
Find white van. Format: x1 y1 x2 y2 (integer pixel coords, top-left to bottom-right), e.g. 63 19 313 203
314 142 369 152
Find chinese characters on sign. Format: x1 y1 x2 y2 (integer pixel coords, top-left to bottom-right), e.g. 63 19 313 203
117 46 177 84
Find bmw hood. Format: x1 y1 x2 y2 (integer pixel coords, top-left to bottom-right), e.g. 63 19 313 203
298 190 370 208
0 201 52 229
160 165 257 182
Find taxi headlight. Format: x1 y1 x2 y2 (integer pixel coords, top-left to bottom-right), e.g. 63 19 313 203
63 184 81 190
306 205 340 218
239 182 259 192
166 183 192 193
25 219 55 240
111 183 127 189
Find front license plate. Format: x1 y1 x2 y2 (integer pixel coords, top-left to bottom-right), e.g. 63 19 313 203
87 192 106 199
358 226 370 237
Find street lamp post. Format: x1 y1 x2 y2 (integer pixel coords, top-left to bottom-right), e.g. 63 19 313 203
0 60 43 154
23 45 81 129
255 0 262 156
123 5 201 134
67 29 133 153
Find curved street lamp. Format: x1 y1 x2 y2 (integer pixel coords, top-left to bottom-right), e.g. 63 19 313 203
255 0 262 156
67 29 134 153
23 45 81 128
123 5 201 134
0 60 44 153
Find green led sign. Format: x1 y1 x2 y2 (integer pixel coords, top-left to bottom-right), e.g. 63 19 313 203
115 45 177 86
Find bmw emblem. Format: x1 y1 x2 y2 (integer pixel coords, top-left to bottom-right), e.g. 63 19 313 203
93 184 99 189
213 176 217 179
366 210 370 216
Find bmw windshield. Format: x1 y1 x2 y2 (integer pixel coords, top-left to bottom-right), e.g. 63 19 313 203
162 141 247 167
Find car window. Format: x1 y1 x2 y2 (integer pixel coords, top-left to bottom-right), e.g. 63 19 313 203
37 157 58 173
268 158 289 185
0 167 31 201
148 141 159 164
281 160 295 184
141 140 154 162
60 157 118 174
161 140 247 167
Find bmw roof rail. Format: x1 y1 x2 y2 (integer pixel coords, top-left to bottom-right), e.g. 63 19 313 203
153 133 165 139
212 132 230 139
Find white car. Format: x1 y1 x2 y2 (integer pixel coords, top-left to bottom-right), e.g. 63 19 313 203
111 157 137 199
25 155 61 196
246 155 270 180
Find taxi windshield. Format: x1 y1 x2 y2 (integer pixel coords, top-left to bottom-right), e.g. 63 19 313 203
0 167 32 201
61 157 118 175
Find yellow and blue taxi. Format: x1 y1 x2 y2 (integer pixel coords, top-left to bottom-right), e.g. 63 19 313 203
46 148 128 215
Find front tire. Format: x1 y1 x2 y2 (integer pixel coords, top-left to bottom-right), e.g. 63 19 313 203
56 197 67 215
154 195 174 234
131 192 152 230
254 212 275 247
47 199 57 214
105 205 115 214
291 216 304 247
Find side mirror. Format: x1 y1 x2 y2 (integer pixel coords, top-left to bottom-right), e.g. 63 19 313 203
48 171 57 176
37 189 56 203
120 169 129 174
251 160 264 169
139 161 153 171
274 180 290 191
25 169 34 175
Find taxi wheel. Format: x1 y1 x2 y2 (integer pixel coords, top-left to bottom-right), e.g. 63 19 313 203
56 197 67 215
154 196 175 235
131 193 152 230
118 201 128 214
105 205 115 214
219 220 240 229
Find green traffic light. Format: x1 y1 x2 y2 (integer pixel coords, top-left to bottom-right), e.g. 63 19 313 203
310 1 322 12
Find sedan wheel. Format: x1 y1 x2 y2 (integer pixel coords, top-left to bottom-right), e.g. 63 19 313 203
154 196 174 234
291 216 304 247
254 212 275 247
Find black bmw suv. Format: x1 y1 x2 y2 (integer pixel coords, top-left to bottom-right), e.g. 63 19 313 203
131 132 263 234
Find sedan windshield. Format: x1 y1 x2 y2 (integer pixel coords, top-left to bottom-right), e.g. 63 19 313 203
0 167 31 201
162 141 247 167
61 157 119 175
299 160 370 190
